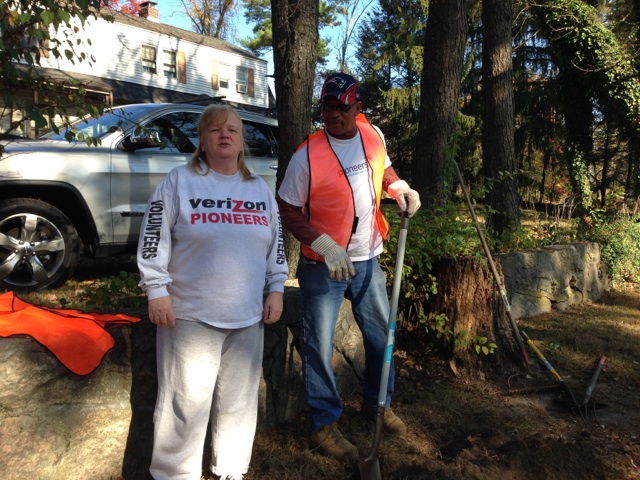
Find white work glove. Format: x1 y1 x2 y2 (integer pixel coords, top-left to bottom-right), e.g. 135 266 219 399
389 180 421 217
310 234 355 282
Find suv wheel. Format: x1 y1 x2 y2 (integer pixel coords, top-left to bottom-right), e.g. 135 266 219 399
0 198 80 291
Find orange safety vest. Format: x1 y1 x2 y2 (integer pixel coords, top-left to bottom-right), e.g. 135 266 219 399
300 113 390 261
0 291 141 375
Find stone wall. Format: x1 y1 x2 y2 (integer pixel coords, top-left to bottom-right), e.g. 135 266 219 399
496 242 609 319
0 311 156 480
0 287 364 480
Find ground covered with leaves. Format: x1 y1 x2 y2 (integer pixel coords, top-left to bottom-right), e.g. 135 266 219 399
246 287 640 480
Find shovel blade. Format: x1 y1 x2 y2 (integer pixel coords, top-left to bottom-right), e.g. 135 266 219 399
359 406 386 479
358 456 382 480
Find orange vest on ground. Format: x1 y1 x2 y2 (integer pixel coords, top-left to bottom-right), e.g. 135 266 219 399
0 291 141 375
300 113 390 262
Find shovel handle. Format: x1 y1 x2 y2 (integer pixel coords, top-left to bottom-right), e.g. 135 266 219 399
377 213 409 407
581 355 606 407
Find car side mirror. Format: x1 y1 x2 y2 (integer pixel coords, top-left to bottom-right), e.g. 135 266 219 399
122 128 162 151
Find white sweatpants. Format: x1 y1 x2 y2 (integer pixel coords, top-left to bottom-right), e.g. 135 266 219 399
149 319 264 480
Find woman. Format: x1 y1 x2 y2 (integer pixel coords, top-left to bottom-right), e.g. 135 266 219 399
137 104 288 480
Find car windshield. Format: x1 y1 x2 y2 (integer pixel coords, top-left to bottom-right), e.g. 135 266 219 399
41 105 158 141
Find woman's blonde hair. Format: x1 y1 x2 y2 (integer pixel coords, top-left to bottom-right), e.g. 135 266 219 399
189 104 253 180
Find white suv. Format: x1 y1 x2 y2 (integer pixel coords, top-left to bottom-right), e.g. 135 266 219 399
0 103 279 291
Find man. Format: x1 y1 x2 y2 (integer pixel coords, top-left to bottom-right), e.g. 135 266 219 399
276 72 421 461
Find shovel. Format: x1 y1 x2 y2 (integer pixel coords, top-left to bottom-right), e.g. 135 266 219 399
359 212 410 480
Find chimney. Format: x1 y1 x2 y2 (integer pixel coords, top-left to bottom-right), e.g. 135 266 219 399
139 1 159 22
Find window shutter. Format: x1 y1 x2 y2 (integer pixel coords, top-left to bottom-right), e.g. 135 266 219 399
248 68 255 98
177 51 187 84
211 60 219 90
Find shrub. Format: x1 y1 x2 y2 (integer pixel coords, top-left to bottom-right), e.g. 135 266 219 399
581 212 640 284
380 204 482 352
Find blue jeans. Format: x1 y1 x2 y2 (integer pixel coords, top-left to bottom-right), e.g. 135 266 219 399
299 256 394 432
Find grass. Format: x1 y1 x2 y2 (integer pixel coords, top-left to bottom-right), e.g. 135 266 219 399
19 254 146 312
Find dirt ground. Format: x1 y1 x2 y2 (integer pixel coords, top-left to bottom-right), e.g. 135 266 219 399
245 290 640 480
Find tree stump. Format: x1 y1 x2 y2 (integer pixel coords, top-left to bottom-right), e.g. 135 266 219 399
428 256 522 375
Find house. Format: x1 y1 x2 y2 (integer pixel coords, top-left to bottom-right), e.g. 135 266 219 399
5 2 274 137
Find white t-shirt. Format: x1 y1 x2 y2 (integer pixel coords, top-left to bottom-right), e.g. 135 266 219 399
278 129 392 262
137 163 288 328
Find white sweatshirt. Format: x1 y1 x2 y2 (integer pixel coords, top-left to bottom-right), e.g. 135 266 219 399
137 163 288 329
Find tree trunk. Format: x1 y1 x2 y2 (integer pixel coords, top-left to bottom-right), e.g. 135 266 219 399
559 67 594 218
599 123 612 207
539 147 551 203
627 135 640 199
271 0 319 278
429 256 522 374
413 0 467 208
482 0 520 236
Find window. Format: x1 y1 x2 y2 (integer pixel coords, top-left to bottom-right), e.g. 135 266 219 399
142 45 157 74
219 63 230 89
244 122 277 157
143 111 200 153
236 66 248 94
163 50 176 79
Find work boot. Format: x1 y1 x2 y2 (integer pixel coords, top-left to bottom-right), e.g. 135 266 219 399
361 403 407 435
308 422 359 461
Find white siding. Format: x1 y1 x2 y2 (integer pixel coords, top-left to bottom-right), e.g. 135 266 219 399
39 14 270 109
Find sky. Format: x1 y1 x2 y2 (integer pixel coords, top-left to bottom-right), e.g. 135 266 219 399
162 0 255 41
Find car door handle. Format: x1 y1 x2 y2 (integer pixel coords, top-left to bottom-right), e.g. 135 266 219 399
269 165 278 170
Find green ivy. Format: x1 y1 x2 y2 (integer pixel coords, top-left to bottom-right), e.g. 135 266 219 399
535 0 640 132
581 211 640 284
